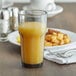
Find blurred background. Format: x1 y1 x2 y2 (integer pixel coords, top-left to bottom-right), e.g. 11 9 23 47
4 0 76 3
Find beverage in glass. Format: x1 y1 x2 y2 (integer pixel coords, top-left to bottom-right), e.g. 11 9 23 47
18 10 47 68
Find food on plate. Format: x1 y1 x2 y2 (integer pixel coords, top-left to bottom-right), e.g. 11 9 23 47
45 29 71 46
17 29 71 46
16 35 20 43
44 41 52 46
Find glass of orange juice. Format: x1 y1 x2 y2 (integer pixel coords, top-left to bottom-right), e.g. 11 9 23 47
18 10 47 68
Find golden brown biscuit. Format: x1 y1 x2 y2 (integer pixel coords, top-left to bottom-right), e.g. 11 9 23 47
45 29 71 46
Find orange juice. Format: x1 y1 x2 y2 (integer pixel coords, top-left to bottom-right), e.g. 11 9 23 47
18 22 46 67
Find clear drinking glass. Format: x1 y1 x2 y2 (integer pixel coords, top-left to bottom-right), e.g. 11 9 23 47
18 10 47 68
0 0 10 42
0 10 10 42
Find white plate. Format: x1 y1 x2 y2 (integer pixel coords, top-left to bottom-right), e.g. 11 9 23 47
47 5 63 17
8 31 20 46
8 28 76 52
23 5 63 18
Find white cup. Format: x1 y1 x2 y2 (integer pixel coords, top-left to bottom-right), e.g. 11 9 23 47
30 0 56 11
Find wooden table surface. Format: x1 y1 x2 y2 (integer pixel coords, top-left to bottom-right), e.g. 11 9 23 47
0 3 76 76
